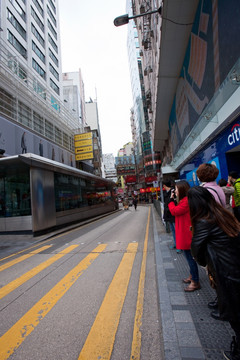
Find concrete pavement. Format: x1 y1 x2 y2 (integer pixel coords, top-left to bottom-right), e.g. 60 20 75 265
152 205 234 360
0 206 233 360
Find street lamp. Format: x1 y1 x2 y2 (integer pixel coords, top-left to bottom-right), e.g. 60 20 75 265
113 6 161 27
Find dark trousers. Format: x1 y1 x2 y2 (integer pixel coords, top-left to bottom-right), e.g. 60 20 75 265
230 320 240 346
183 250 199 282
233 206 240 223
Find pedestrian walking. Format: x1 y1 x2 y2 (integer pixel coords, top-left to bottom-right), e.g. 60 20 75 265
188 186 240 360
168 180 200 291
133 197 138 210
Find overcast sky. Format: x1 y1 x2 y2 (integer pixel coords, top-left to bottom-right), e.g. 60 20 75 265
58 0 133 156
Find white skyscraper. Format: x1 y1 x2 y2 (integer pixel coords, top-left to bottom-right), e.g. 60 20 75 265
0 0 79 165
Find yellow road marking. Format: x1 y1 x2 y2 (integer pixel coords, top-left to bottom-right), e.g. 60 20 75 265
0 244 107 360
78 242 138 360
0 245 79 300
0 245 52 272
0 213 112 263
130 207 151 360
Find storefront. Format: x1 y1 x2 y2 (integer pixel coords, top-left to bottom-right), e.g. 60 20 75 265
180 115 240 185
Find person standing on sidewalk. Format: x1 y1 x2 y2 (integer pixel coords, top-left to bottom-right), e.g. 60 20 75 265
228 171 240 222
168 180 200 292
162 179 181 254
188 186 240 360
196 163 226 207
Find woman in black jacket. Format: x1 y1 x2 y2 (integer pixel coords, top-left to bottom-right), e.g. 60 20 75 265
188 186 240 360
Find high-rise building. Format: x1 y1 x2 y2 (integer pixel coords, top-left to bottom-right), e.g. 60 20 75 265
102 153 117 182
85 98 102 151
126 0 161 192
62 69 86 128
0 0 79 165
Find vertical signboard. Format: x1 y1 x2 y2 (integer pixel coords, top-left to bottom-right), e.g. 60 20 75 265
74 132 94 161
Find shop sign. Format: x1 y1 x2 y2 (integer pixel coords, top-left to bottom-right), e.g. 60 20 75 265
75 146 93 154
75 152 94 161
74 132 92 141
228 123 240 146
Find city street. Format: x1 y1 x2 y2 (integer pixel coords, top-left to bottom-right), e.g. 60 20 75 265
0 206 163 360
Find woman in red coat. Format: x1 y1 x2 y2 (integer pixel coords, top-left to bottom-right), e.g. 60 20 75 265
168 180 200 292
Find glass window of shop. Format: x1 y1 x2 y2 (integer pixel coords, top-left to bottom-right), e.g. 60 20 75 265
0 168 31 217
54 173 112 212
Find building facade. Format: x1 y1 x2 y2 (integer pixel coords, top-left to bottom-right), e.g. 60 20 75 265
0 0 81 166
62 69 86 127
131 0 240 182
126 0 161 195
102 153 117 183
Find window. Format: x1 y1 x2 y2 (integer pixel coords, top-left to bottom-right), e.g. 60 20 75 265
31 23 45 47
32 58 46 80
0 169 31 217
7 30 27 59
48 33 58 53
55 126 62 145
51 96 60 112
19 101 32 127
32 41 45 64
33 111 44 134
45 119 54 140
33 79 46 99
49 63 59 80
49 48 58 67
32 0 43 17
8 57 27 83
47 19 57 40
63 132 69 149
50 78 59 94
7 9 26 40
31 6 44 32
47 5 56 26
8 0 26 21
48 0 56 15
0 88 16 120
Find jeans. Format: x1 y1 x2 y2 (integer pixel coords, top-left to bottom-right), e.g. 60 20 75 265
183 250 199 282
168 222 176 246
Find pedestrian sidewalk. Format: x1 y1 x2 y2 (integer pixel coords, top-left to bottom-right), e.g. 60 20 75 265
152 206 234 360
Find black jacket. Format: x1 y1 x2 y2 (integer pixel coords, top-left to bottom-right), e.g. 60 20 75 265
163 190 175 223
191 220 240 322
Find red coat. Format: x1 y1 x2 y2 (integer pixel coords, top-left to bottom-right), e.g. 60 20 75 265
168 196 192 250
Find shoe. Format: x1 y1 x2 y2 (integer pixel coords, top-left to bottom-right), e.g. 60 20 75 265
169 245 176 249
176 249 182 254
210 310 227 321
208 297 218 309
223 336 240 360
184 281 201 292
182 275 192 284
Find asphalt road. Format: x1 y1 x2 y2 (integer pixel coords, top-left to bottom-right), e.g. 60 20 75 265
0 205 164 360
